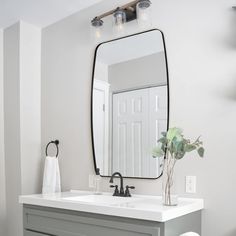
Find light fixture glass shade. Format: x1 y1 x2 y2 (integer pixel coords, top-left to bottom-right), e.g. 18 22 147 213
91 17 103 42
113 8 126 36
136 0 152 29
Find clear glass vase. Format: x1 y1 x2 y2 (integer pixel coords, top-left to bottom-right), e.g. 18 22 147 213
162 155 178 206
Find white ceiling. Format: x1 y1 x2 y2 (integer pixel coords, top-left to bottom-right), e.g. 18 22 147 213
0 0 103 29
97 30 164 65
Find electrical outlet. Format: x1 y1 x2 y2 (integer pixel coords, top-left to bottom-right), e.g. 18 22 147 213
186 176 196 193
89 174 95 188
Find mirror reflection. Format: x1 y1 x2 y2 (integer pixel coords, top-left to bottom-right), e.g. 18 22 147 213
92 30 169 178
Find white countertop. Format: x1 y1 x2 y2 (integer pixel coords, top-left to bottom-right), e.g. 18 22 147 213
19 190 204 222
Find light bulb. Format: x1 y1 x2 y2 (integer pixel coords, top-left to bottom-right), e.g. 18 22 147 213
136 0 152 29
94 27 102 39
91 17 103 41
113 8 126 36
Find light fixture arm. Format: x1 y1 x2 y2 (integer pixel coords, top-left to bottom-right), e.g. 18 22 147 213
95 0 139 20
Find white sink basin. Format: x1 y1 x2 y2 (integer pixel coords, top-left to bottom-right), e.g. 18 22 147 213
63 194 140 205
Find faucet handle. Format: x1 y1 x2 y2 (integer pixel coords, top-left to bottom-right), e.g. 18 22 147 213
110 185 119 196
125 185 135 197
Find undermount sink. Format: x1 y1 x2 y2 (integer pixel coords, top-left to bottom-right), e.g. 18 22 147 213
63 194 141 205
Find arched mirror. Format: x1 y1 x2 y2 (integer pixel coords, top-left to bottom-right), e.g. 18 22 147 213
91 29 169 179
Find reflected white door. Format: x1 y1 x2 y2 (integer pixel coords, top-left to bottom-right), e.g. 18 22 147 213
93 80 110 175
112 86 167 178
113 89 149 177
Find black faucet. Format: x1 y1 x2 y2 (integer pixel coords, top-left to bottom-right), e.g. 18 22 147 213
109 172 135 197
109 172 125 196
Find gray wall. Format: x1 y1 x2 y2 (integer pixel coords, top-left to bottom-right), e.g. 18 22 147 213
109 52 167 92
41 0 236 235
0 29 6 236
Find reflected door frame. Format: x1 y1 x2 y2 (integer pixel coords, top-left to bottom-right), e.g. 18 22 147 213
93 80 110 175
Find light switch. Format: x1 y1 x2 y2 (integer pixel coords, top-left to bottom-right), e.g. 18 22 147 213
185 176 197 193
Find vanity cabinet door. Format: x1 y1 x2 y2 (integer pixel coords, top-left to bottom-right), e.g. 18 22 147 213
23 205 162 236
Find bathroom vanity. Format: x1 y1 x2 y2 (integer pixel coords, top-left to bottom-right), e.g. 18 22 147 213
20 191 203 236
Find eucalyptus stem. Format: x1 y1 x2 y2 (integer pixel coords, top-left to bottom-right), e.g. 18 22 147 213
164 154 177 205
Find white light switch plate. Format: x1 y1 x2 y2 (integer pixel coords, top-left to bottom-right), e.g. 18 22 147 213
186 176 197 193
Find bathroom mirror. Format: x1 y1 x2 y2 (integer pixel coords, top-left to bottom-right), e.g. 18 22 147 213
91 29 169 179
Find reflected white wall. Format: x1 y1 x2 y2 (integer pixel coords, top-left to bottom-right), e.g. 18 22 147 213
109 52 167 92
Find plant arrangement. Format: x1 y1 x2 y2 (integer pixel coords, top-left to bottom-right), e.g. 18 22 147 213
152 127 204 206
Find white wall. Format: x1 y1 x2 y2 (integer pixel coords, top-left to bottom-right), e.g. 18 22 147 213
41 0 236 235
19 21 42 195
4 23 22 236
0 29 6 236
4 21 41 236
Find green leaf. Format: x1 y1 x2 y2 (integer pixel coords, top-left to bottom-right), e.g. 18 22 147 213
197 147 204 157
175 150 186 160
161 131 167 137
157 137 167 144
171 137 184 153
166 127 183 141
185 144 196 152
152 146 164 158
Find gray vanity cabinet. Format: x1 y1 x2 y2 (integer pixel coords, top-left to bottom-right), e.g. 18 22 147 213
23 205 201 236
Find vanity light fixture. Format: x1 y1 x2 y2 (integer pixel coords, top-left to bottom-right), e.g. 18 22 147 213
91 0 152 39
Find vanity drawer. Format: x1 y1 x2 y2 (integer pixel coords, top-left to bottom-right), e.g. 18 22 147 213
23 205 161 236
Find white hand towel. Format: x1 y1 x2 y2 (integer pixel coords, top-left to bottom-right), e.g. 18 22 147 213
42 156 61 194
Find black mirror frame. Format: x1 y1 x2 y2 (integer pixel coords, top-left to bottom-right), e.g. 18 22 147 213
90 29 170 179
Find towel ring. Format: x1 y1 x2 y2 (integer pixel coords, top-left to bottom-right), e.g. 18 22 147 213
45 140 59 158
